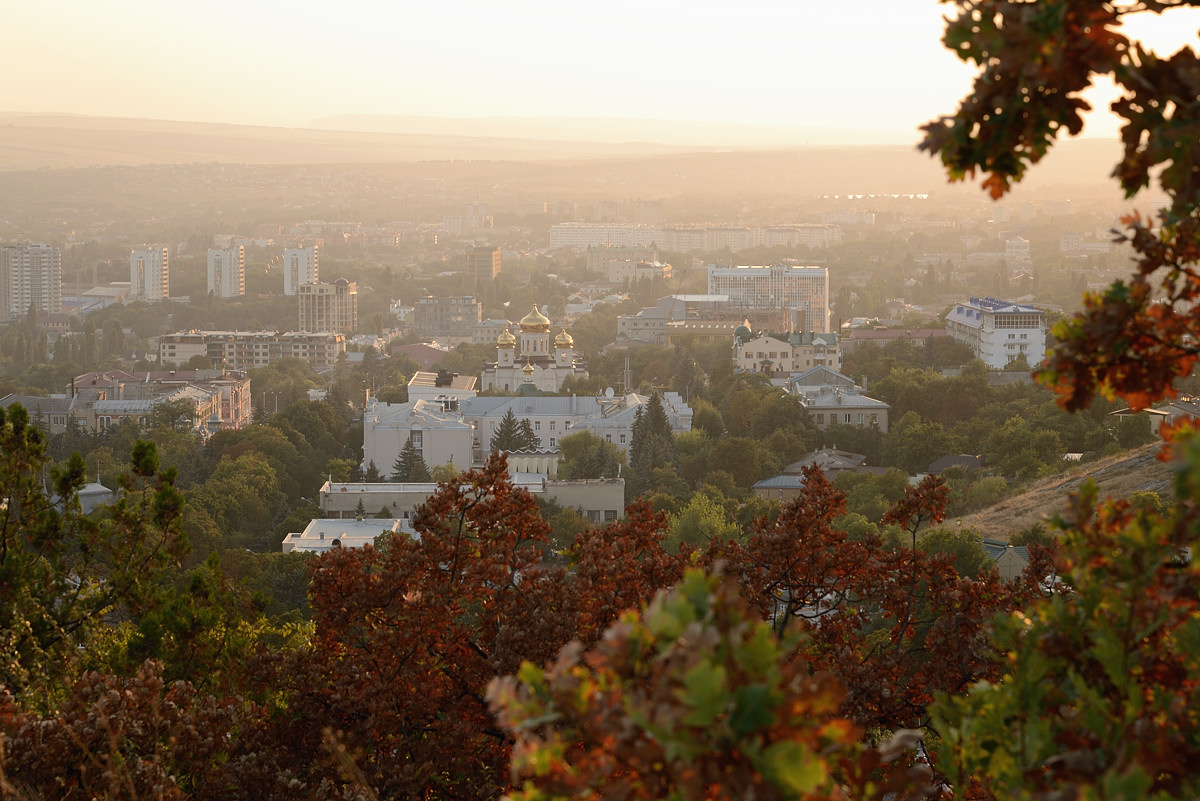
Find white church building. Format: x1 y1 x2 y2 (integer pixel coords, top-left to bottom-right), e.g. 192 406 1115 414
479 304 588 393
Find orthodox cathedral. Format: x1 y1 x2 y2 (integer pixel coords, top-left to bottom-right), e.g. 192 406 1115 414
480 304 588 393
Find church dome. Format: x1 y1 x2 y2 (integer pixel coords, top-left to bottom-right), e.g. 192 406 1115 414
734 324 752 340
554 328 574 348
519 304 551 333
496 327 516 347
522 360 535 375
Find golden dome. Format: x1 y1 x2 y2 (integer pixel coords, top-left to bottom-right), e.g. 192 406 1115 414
496 326 516 347
554 328 574 348
519 304 551 333
522 360 535 375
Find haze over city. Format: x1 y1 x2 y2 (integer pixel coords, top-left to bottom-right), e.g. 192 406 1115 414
5 0 1199 145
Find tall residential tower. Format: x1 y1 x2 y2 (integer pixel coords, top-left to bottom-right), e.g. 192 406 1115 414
130 246 170 301
207 246 245 298
1 243 62 321
283 245 319 296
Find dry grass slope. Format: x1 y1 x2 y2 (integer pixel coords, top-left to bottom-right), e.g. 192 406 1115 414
958 443 1174 542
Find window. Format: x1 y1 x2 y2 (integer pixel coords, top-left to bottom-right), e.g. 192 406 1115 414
534 421 541 431
620 433 626 444
844 413 851 424
410 431 422 448
605 434 612 442
549 437 556 448
816 413 825 424
549 421 556 431
604 510 618 522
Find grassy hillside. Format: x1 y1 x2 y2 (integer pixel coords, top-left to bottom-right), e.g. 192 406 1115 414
959 443 1174 541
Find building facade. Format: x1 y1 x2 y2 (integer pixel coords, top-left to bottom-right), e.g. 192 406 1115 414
283 245 319 296
206 246 245 298
129 246 169 301
945 297 1046 369
2 243 62 320
299 279 358 333
158 330 346 370
362 397 474 476
467 245 501 286
734 331 841 376
412 295 483 340
707 264 831 332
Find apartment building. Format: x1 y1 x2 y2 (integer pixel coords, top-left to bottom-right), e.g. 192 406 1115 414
158 330 346 370
298 279 358 333
129 246 169 301
283 245 319 295
207 246 245 298
2 243 62 320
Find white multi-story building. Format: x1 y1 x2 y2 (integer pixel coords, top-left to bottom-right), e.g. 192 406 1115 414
158 330 346 370
707 264 831 332
283 245 319 296
129 246 169 301
1 243 61 320
206 246 245 299
946 297 1046 369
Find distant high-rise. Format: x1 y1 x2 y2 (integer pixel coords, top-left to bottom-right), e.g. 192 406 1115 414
130 246 170 301
1 243 61 321
283 245 319 296
467 245 501 288
707 263 830 332
298 279 358 333
207 246 245 299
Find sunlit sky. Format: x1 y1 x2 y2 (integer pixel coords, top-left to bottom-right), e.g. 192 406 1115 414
6 1 1200 141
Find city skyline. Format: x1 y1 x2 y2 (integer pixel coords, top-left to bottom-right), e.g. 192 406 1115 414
7 1 1199 145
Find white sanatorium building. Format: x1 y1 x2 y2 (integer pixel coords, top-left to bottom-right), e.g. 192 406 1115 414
945 297 1046 370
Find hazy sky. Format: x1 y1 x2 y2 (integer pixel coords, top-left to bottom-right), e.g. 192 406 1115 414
6 1 1199 140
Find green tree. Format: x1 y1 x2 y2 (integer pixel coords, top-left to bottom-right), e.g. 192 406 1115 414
391 438 431 482
665 493 741 551
626 394 680 499
489 407 540 452
557 430 625 480
0 405 187 705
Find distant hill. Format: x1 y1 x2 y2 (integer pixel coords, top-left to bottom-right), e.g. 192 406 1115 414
307 114 914 148
958 443 1174 541
0 113 1126 202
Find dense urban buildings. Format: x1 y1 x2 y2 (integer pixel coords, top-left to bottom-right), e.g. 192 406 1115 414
707 264 831 332
550 223 841 251
945 297 1047 369
206 246 245 299
283 245 319 295
1 243 61 321
129 246 170 301
298 279 358 333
